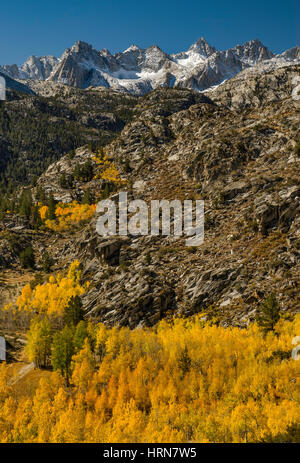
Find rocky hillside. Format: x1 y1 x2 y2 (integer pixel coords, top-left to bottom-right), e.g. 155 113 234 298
0 64 299 329
1 38 300 95
0 84 137 193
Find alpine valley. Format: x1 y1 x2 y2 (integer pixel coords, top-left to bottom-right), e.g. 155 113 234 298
0 35 299 443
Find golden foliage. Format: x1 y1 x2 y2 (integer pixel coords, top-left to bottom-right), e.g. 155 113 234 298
39 205 49 220
0 314 299 442
93 151 125 186
15 261 87 317
40 201 96 232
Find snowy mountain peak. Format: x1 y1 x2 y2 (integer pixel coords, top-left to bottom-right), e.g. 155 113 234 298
21 55 59 80
188 37 217 57
277 46 300 61
123 44 141 53
1 55 59 80
1 38 299 95
68 40 97 59
72 40 92 50
232 39 274 64
100 48 113 57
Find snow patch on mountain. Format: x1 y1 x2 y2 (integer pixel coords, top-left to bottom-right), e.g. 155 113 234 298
1 39 299 95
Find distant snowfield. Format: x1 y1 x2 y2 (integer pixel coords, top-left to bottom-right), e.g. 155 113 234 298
173 52 206 68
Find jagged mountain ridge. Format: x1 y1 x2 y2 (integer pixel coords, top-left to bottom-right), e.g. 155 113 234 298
1 38 300 95
2 55 59 81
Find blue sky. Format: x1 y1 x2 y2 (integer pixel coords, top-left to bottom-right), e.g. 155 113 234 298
1 0 299 64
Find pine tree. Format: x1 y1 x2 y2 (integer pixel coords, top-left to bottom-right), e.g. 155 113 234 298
19 189 33 220
177 345 191 374
47 193 56 220
19 246 35 269
73 321 89 353
51 325 75 385
81 189 94 205
102 183 110 199
59 173 67 189
30 204 43 230
257 294 280 333
41 251 54 273
36 186 47 204
63 295 84 327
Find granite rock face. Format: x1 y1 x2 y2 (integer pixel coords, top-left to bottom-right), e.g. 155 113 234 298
2 55 59 80
0 64 299 328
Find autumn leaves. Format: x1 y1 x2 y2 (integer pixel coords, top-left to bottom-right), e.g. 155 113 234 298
0 308 299 442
